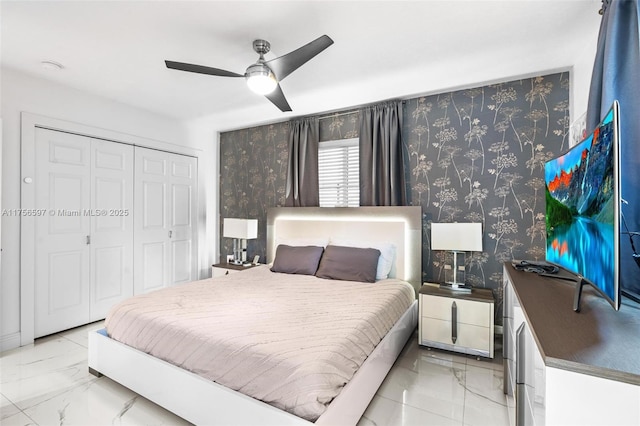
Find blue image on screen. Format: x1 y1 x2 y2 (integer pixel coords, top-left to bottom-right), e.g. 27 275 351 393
545 107 617 304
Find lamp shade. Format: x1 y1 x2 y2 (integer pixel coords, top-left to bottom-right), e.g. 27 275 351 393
431 222 482 252
223 218 258 239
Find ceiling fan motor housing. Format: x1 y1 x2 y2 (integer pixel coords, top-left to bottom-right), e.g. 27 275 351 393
245 62 274 79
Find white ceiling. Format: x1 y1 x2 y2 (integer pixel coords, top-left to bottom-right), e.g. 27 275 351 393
2 0 602 131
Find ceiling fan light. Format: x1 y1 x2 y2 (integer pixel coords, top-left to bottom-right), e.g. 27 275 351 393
246 64 277 95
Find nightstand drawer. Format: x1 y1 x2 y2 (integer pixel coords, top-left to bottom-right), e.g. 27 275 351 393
421 294 491 325
212 267 233 277
420 317 492 352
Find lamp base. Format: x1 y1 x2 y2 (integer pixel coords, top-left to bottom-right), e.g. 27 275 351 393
443 250 467 286
439 282 473 293
231 238 248 265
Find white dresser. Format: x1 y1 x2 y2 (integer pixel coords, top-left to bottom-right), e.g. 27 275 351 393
503 263 640 426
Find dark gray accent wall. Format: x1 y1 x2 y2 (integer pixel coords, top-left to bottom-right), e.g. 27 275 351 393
220 72 570 320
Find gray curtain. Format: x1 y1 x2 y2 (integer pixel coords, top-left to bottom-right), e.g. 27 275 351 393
586 0 640 298
285 117 319 207
359 101 408 206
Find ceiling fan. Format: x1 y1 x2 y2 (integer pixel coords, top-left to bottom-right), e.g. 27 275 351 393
165 35 334 112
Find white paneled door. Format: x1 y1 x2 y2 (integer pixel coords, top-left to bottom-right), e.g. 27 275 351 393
90 140 135 320
134 147 197 294
34 129 134 337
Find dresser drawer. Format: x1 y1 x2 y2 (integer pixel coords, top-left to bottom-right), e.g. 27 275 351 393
421 294 491 325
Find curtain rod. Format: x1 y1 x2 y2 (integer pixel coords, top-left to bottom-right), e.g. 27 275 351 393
598 0 608 15
318 110 359 121
317 100 407 121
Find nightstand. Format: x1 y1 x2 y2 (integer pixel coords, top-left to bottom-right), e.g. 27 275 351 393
211 262 259 278
418 284 495 358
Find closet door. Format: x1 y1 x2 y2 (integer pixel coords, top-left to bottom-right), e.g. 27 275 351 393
89 140 134 320
168 153 198 285
34 129 91 337
134 147 197 294
34 129 134 337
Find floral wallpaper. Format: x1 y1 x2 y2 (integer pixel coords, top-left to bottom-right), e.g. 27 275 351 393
406 73 570 315
219 122 289 262
220 72 570 320
219 114 360 261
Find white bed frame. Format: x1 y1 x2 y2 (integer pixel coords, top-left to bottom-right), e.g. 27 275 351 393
88 206 422 426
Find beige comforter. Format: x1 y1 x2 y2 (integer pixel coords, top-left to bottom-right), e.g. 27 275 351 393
105 265 415 421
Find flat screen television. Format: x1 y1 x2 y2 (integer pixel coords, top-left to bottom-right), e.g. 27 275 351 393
544 101 620 311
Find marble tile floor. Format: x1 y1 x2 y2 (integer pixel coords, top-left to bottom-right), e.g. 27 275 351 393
1 322 509 426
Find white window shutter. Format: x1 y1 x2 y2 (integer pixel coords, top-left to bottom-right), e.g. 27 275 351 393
318 138 359 207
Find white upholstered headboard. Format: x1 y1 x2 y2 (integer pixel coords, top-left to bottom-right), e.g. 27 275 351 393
266 206 422 293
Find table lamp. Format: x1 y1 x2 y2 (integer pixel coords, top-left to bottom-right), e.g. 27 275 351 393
431 222 483 291
223 218 258 265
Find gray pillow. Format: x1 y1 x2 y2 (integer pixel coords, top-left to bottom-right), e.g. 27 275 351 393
315 245 381 283
270 245 324 275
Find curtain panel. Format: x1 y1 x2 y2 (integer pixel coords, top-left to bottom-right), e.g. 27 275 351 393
359 100 408 206
586 0 640 299
285 117 320 207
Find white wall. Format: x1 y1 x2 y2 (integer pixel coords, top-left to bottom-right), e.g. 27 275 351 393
186 116 220 277
0 68 216 350
571 32 600 137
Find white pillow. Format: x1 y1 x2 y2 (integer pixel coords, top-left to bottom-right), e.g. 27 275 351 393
329 239 396 280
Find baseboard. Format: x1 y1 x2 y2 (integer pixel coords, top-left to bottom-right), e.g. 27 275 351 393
0 332 21 353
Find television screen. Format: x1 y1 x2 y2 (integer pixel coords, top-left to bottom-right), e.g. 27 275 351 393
544 102 620 310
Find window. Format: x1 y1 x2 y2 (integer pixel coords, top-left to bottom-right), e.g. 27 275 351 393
318 138 359 207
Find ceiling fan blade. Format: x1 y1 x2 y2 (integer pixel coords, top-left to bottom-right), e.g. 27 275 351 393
165 60 244 78
264 84 292 112
266 35 334 81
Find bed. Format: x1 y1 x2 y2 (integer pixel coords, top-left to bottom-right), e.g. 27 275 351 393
88 206 422 425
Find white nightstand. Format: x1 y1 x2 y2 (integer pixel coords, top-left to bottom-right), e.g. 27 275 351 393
418 284 495 358
211 262 259 278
